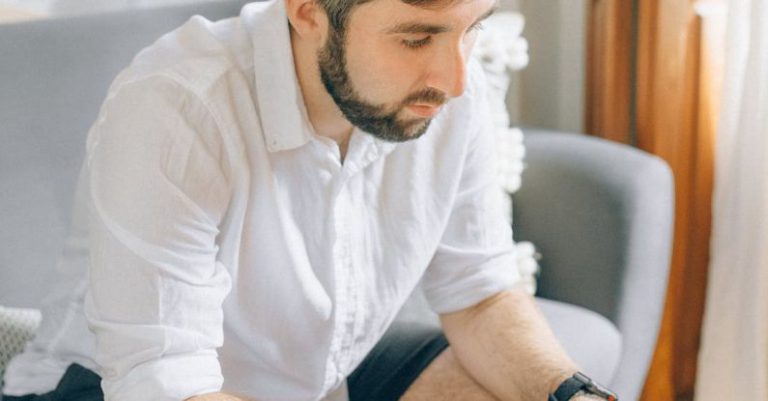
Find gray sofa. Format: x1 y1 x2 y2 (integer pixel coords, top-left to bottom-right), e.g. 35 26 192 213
0 1 674 399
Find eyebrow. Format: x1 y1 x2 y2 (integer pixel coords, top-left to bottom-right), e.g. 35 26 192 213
385 6 496 35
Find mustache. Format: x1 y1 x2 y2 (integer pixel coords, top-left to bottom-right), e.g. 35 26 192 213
401 88 448 107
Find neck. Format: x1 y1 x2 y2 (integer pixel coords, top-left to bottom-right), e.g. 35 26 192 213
290 28 353 158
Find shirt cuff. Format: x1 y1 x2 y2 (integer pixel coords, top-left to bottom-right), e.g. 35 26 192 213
100 351 223 401
423 254 521 315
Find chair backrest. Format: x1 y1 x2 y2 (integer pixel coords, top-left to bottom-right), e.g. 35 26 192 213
0 0 250 308
512 130 674 400
513 130 674 324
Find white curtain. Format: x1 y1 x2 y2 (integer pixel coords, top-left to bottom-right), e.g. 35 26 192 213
695 0 768 400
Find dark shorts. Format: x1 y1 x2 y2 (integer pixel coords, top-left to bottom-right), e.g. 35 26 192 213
2 323 448 401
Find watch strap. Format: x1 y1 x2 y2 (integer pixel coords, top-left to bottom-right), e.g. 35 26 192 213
550 372 619 401
551 375 586 401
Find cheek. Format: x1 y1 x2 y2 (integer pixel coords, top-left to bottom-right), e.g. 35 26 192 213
345 32 422 103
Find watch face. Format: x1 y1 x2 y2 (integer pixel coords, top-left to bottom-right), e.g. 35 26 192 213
573 372 618 401
574 391 605 400
582 395 613 401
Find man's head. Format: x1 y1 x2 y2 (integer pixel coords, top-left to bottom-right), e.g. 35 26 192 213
287 0 496 142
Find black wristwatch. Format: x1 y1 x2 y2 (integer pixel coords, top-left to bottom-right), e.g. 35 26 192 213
548 372 619 401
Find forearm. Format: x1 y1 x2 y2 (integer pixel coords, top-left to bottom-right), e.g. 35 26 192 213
440 288 580 401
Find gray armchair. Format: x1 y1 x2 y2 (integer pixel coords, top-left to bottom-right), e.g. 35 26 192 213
514 129 674 399
397 128 674 400
0 2 673 400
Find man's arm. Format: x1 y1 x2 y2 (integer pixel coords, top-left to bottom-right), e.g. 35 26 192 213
441 288 596 401
86 75 233 400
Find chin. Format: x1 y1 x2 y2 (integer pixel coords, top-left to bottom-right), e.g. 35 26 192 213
402 119 432 140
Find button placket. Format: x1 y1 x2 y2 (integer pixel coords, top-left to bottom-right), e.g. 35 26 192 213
323 137 385 388
340 182 360 378
343 185 369 375
324 177 359 390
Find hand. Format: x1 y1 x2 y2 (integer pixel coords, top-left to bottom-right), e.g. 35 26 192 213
185 392 250 401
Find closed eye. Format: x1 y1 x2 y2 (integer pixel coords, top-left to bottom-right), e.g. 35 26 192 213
469 21 485 32
402 36 432 49
398 10 491 50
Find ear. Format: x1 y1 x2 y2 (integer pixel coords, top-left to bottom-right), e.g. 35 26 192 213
285 0 328 44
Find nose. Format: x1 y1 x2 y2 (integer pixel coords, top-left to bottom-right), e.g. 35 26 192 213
426 43 467 99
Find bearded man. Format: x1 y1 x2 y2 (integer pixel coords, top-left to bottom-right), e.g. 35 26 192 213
1 0 617 400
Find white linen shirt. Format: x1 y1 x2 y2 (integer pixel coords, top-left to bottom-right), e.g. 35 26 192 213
3 1 520 400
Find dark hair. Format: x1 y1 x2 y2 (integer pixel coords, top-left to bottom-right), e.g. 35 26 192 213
316 0 463 31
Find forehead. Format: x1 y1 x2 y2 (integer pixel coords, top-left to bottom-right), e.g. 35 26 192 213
349 0 497 31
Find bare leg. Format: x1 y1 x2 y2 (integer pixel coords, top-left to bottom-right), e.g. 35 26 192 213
399 347 501 401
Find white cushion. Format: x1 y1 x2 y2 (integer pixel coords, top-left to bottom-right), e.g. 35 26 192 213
0 306 41 390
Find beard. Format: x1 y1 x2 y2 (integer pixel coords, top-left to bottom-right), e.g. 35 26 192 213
317 26 447 143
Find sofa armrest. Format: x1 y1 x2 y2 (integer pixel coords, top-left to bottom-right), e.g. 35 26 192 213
512 129 674 400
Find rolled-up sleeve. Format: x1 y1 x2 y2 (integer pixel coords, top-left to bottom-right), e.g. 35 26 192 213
83 74 233 400
421 65 521 315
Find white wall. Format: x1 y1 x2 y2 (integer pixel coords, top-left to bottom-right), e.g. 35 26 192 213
0 0 223 15
517 0 587 133
0 0 50 14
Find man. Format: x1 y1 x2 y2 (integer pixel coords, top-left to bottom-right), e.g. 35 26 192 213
2 0 617 400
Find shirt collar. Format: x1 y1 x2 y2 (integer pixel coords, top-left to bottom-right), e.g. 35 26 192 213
242 1 400 158
242 0 312 153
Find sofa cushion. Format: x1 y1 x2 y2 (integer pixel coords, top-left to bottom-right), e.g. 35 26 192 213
537 298 622 386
